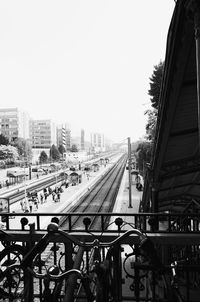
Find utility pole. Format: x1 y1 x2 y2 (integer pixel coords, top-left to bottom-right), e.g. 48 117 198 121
128 137 132 208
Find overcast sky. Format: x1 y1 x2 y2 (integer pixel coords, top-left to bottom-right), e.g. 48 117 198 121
0 1 175 143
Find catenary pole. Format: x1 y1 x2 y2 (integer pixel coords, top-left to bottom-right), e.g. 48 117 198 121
128 137 132 208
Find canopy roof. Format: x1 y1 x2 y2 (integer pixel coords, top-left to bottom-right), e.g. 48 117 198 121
7 170 27 178
142 0 200 214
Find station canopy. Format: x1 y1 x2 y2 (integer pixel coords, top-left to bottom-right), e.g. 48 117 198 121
142 0 200 214
7 170 27 178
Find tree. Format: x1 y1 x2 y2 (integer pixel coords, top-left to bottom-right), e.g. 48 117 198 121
0 145 19 162
145 108 158 141
70 144 78 152
148 61 164 110
0 134 9 145
50 144 60 161
58 144 66 156
39 151 48 164
12 138 32 161
145 61 164 142
136 141 152 175
136 62 164 175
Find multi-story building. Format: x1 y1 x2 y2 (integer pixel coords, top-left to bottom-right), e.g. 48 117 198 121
81 129 85 150
65 123 71 151
30 119 56 163
57 123 71 151
90 132 105 152
0 108 30 142
57 125 66 149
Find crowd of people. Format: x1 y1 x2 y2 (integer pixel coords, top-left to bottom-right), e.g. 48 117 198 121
20 182 68 213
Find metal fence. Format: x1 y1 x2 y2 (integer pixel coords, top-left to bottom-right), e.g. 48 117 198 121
0 213 200 301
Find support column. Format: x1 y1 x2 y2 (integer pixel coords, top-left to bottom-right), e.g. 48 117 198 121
194 3 200 151
149 183 159 231
127 137 132 208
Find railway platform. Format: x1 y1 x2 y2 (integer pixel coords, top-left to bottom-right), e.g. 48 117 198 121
7 153 125 229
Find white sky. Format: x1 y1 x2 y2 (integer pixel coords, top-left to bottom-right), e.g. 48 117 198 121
0 1 175 143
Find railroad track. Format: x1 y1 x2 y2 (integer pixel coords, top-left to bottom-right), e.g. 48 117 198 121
59 153 127 231
34 153 127 267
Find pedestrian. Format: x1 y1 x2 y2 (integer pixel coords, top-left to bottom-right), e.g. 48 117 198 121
24 201 29 213
40 193 44 204
58 186 63 193
34 197 39 210
20 200 25 212
48 187 52 195
5 180 9 189
52 191 56 202
44 192 48 202
65 181 69 188
0 182 2 189
28 200 33 213
57 192 61 202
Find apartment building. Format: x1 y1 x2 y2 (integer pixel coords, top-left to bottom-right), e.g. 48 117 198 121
30 119 56 163
90 132 105 152
81 129 85 150
0 108 30 142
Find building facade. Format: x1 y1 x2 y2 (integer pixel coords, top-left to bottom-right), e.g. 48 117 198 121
30 119 56 149
81 129 85 150
65 124 71 151
30 119 57 163
0 108 30 142
57 125 66 149
90 132 105 152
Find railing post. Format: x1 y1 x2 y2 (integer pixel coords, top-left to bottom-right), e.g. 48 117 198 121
112 245 122 302
23 223 35 302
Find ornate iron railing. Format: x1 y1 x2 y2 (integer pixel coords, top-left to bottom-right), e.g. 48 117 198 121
0 213 200 301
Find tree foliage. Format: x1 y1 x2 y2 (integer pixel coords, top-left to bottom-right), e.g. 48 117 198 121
58 144 66 155
0 145 19 161
145 61 164 142
70 144 78 152
136 61 164 175
0 134 9 146
12 138 32 161
50 144 60 161
148 61 164 110
136 142 152 174
39 151 48 164
145 109 158 141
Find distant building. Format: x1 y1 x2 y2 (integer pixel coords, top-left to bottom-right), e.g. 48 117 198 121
30 119 56 163
57 125 66 149
90 133 105 152
65 124 71 151
0 108 30 142
81 129 85 150
30 119 56 149
71 136 81 150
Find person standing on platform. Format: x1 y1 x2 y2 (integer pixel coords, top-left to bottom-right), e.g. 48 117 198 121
40 193 44 204
57 192 61 202
52 191 56 202
20 200 25 212
24 201 29 213
28 200 33 213
44 192 48 202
